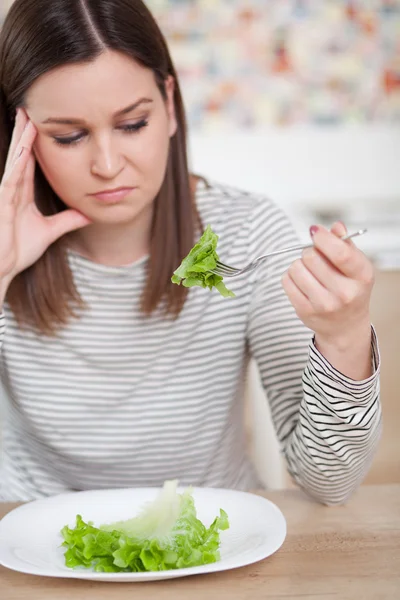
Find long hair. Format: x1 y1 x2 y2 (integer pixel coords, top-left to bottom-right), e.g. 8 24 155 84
0 0 198 334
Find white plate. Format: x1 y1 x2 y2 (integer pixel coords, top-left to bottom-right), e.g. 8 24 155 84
0 486 286 582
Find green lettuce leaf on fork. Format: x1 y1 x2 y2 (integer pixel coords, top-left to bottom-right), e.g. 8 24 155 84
171 225 235 298
60 480 229 573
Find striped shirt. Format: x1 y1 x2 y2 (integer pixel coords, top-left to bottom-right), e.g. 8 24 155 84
0 179 381 503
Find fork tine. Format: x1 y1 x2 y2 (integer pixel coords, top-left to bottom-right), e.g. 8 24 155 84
215 260 240 273
211 268 236 277
211 260 242 278
211 268 230 276
213 265 240 276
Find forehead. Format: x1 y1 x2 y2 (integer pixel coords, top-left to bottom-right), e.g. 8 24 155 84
25 50 157 119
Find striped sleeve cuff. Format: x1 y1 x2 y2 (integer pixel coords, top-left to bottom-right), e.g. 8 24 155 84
306 324 380 406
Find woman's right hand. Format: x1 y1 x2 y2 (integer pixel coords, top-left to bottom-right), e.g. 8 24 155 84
0 108 91 295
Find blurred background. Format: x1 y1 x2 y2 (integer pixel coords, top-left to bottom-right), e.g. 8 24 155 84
2 0 399 262
1 0 399 487
148 0 400 267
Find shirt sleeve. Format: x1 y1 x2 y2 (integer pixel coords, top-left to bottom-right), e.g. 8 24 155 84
246 197 382 505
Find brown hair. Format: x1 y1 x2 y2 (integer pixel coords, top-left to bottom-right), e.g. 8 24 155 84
0 0 199 334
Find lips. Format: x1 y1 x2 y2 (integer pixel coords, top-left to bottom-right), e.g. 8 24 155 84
90 187 135 204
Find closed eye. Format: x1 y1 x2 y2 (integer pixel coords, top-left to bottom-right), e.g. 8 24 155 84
53 119 149 147
118 119 149 134
53 132 85 146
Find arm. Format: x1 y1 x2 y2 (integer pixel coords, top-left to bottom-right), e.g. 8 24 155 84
246 200 381 505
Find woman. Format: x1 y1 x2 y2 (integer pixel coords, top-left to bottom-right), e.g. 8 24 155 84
0 0 381 503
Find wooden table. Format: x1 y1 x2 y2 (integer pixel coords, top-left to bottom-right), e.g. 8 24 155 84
1 484 399 599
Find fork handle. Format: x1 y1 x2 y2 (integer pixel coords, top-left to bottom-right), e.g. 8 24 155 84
255 229 367 262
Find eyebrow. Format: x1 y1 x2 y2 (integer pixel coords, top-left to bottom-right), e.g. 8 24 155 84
41 97 153 125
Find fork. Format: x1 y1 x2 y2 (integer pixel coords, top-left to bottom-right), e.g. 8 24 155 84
212 228 368 278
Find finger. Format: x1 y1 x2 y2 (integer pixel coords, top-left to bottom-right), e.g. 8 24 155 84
45 209 92 244
1 121 37 187
301 246 353 296
4 119 37 178
330 220 356 248
4 108 29 172
13 120 37 163
281 270 312 317
0 145 33 205
17 152 36 210
288 258 337 313
310 224 367 280
331 220 347 236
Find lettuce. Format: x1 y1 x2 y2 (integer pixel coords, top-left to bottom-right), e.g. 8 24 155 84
60 480 229 573
171 225 235 298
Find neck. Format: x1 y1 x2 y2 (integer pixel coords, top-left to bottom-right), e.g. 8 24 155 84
67 204 153 267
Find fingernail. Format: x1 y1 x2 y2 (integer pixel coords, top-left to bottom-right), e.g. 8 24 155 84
309 225 319 237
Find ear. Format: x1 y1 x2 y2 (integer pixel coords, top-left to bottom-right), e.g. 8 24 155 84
164 75 177 138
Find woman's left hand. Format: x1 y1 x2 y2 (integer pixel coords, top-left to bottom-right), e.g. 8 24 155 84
281 221 374 351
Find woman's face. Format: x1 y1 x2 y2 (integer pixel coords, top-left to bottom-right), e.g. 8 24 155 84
25 50 177 225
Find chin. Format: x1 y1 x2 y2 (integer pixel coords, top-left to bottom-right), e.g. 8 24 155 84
86 202 152 226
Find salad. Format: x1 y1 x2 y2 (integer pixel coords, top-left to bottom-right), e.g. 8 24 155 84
61 480 229 573
171 225 235 298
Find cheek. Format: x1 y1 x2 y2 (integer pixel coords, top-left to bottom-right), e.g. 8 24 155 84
34 137 81 205
136 120 171 189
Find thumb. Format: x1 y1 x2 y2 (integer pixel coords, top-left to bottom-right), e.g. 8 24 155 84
46 209 92 243
330 220 347 238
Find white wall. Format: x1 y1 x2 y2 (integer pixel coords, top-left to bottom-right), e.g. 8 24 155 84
188 125 400 208
188 125 400 265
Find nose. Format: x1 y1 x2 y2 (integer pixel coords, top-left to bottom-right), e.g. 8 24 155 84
90 135 125 179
